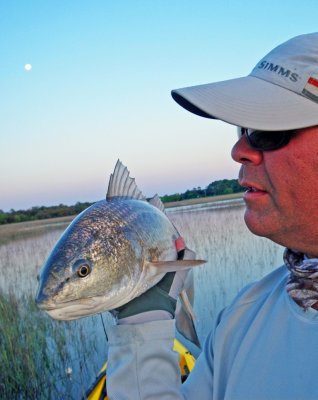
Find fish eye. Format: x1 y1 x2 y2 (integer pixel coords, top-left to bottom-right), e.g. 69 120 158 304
77 264 91 278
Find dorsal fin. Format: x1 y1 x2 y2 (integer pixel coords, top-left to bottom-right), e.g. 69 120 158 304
106 160 146 201
148 194 166 214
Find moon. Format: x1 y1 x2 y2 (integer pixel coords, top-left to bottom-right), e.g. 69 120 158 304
24 64 32 71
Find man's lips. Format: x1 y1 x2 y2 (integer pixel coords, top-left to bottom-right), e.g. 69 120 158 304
239 181 268 198
245 187 267 193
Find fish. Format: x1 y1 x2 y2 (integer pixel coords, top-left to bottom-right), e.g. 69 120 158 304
35 160 205 346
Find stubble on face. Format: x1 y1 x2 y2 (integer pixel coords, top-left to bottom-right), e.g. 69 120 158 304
239 127 318 256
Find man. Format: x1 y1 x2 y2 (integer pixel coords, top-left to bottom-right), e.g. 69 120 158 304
107 32 318 399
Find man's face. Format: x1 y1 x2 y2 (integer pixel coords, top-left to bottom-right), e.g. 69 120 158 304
231 126 318 256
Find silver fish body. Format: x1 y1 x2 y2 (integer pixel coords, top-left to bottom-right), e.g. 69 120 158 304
36 197 180 320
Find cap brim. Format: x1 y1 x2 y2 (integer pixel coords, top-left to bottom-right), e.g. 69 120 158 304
171 76 318 131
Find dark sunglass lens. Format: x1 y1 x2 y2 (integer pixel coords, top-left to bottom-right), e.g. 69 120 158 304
248 130 291 150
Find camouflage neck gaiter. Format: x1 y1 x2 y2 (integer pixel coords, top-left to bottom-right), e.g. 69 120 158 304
284 248 318 310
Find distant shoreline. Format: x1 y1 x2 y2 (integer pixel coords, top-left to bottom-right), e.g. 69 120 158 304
164 192 244 208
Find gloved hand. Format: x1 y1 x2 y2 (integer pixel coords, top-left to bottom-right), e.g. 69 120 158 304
111 238 195 325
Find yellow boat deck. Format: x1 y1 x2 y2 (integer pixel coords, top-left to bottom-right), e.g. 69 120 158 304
86 338 196 400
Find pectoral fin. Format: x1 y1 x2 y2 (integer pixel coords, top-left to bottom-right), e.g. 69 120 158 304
146 259 206 275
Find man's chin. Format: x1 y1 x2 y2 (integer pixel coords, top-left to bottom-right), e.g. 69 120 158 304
244 210 289 249
243 210 271 239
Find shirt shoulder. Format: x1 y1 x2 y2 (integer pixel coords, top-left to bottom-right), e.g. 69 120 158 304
226 265 288 311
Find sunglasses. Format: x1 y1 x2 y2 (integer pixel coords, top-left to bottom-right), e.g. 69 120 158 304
237 127 296 151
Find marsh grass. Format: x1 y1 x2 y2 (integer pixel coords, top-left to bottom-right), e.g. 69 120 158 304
0 231 61 296
0 288 110 399
0 216 74 246
0 290 67 398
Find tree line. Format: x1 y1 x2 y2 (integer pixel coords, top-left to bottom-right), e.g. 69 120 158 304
1 179 244 225
160 178 244 203
0 202 93 225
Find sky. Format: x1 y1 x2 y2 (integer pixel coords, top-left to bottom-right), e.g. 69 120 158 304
1 0 318 211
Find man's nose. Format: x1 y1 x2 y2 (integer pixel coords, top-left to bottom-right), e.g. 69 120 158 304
231 135 263 165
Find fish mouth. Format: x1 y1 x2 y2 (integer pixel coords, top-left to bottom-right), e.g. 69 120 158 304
37 297 106 320
36 295 131 321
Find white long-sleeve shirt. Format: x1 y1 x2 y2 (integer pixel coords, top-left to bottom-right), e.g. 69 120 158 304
107 266 318 399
